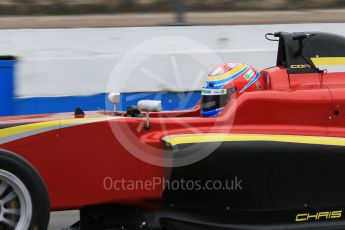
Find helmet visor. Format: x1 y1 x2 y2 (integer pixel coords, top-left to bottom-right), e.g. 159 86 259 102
201 88 236 111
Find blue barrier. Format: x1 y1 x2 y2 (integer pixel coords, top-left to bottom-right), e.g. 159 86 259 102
0 56 16 116
14 91 201 115
0 56 200 116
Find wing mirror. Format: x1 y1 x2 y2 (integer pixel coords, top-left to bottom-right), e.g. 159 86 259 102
137 100 162 130
108 92 121 112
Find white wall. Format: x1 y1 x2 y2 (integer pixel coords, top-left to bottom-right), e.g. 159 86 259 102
0 23 344 97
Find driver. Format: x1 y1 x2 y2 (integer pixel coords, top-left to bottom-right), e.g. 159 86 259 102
201 63 264 117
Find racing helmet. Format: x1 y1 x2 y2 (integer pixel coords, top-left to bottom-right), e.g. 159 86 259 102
201 63 264 117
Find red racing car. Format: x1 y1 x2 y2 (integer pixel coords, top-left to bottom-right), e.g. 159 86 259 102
1 32 345 230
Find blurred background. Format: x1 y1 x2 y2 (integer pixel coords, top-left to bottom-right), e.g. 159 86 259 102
0 1 344 230
0 0 345 15
0 0 344 118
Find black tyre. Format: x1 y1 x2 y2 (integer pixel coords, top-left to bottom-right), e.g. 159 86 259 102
0 149 50 230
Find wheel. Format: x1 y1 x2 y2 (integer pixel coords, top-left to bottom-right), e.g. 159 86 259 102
0 149 50 230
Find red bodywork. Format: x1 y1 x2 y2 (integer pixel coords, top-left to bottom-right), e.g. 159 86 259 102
0 66 344 211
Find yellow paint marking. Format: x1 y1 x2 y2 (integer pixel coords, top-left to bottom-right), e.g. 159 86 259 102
164 133 345 147
0 120 60 138
0 117 110 139
311 57 345 66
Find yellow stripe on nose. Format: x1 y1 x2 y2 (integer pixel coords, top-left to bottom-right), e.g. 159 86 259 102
0 121 60 138
0 117 113 144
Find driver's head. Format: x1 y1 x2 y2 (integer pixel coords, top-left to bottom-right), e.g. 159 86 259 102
201 63 263 117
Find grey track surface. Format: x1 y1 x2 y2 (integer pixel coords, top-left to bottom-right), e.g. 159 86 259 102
49 211 79 230
0 9 345 29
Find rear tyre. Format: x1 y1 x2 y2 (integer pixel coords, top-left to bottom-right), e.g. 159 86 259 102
0 149 50 230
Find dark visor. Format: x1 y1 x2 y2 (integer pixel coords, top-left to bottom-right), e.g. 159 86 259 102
201 88 236 111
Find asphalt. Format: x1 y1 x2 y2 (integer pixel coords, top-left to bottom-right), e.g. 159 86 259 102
0 9 344 29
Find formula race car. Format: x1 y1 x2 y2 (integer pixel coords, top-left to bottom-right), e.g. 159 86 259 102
1 31 345 230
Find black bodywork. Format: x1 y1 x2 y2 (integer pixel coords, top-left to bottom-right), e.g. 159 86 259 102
78 141 345 230
273 32 345 74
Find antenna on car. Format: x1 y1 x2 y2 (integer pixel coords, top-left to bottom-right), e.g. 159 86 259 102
265 32 282 42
